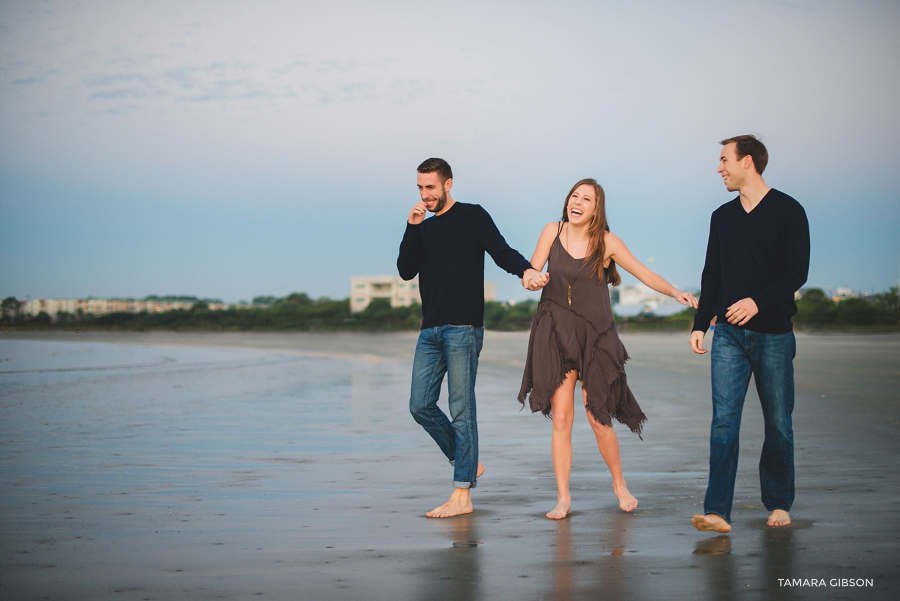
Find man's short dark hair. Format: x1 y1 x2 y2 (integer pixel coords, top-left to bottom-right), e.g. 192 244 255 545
720 135 768 175
417 158 453 183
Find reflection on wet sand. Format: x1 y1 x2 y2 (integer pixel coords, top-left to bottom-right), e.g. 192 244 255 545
417 515 482 601
591 513 631 600
692 524 797 600
693 535 736 600
550 518 573 601
693 535 731 556
762 524 796 600
544 512 633 601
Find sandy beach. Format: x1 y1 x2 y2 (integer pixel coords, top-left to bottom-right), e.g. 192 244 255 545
1 330 898 600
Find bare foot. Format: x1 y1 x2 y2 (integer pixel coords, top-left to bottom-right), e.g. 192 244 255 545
426 488 472 518
691 513 731 533
476 463 484 479
546 500 571 520
767 509 791 527
613 485 638 512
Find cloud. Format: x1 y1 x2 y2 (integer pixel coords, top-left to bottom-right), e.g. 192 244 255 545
90 89 147 100
8 66 58 86
83 73 149 87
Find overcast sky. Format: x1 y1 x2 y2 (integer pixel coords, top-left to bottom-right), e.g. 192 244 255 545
2 0 898 303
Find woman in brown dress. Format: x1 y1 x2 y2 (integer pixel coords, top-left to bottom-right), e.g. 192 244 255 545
519 179 697 519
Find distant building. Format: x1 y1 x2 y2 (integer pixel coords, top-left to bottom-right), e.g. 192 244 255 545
350 276 420 313
832 287 858 302
20 297 243 320
350 276 497 313
24 298 77 318
483 282 497 302
613 283 693 317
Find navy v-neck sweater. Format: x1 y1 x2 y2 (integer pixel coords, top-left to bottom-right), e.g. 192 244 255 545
692 189 810 335
397 202 531 329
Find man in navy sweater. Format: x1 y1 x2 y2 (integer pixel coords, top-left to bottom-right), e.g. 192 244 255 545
690 135 810 533
398 158 546 518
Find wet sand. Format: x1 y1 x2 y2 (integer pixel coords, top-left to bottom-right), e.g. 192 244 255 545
1 330 898 600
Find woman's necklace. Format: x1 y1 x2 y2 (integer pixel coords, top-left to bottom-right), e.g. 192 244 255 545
564 224 589 306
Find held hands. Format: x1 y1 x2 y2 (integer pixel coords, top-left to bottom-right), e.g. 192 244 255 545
725 297 758 326
408 202 427 225
522 268 549 291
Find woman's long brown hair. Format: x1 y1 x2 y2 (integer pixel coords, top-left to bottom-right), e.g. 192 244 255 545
560 178 621 286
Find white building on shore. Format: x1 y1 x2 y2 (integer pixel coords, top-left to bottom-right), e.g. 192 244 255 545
350 276 496 313
350 276 420 313
613 283 693 317
20 297 240 319
24 298 79 318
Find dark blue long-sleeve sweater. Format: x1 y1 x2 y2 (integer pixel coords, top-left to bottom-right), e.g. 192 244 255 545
397 202 532 329
692 189 810 335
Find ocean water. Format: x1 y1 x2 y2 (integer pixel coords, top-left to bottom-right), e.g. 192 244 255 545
0 338 423 514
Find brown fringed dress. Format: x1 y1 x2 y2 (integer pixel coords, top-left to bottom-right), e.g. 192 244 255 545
517 228 646 436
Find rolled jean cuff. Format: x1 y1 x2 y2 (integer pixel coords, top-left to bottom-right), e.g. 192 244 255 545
454 481 476 489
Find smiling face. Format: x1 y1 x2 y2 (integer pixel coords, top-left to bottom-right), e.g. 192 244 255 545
565 183 597 225
417 171 451 214
717 142 750 192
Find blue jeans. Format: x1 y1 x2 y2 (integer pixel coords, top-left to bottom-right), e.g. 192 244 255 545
409 325 484 488
705 323 796 523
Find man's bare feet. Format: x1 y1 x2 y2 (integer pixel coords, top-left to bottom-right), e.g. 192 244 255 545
691 513 731 533
426 488 473 518
546 500 571 520
613 485 638 512
767 509 791 527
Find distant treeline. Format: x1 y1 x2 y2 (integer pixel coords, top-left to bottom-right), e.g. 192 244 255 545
2 292 671 332
2 287 898 332
793 288 899 328
2 293 411 332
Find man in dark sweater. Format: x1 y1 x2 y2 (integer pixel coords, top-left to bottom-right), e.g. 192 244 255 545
690 135 810 533
398 157 546 518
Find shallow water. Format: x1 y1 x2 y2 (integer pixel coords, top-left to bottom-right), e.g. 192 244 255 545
0 338 415 489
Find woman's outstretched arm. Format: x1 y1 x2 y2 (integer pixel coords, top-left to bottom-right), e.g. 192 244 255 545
605 232 698 308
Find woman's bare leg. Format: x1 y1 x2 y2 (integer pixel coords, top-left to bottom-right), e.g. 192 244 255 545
547 371 578 519
583 389 638 512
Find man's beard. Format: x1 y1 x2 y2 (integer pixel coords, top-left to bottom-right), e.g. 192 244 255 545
429 191 447 213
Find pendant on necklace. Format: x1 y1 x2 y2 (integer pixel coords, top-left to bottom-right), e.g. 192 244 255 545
567 285 572 306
